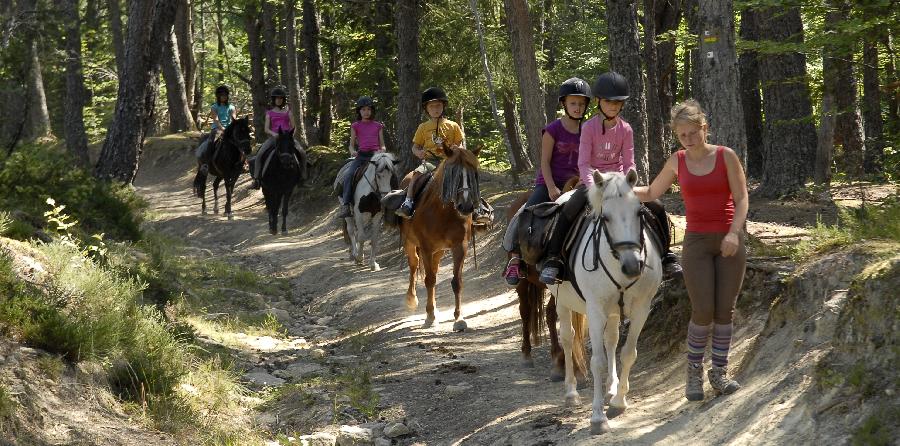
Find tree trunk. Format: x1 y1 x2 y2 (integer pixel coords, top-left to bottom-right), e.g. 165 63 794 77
884 34 899 134
84 0 100 30
283 0 308 147
174 0 196 122
738 7 763 179
317 11 335 146
815 92 835 185
541 0 558 123
62 0 89 166
108 0 126 78
503 0 546 165
755 5 818 197
502 91 532 181
19 0 51 142
683 0 699 100
862 40 883 174
696 0 746 164
95 0 178 183
162 30 195 133
653 0 681 149
261 0 281 85
606 0 649 184
215 0 225 82
243 2 267 144
395 0 421 173
372 0 396 151
643 0 666 176
302 0 323 143
824 0 865 177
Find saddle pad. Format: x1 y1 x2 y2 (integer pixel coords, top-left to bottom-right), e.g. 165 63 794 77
516 202 562 266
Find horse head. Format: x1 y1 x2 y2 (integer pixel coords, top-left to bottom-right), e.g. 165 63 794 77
227 117 253 156
274 129 300 169
370 152 397 197
437 146 481 215
588 169 644 278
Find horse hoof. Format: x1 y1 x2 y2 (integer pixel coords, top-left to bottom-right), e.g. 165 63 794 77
405 296 418 311
355 258 364 266
590 420 611 435
201 210 207 216
605 392 615 404
565 394 581 407
269 228 277 235
520 358 535 369
422 316 435 328
281 229 288 235
452 319 467 332
550 368 564 382
606 406 625 419
370 264 381 272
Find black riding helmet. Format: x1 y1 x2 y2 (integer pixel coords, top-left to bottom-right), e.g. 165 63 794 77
215 85 230 97
593 72 628 133
270 86 288 106
355 96 376 119
421 87 449 107
558 78 591 121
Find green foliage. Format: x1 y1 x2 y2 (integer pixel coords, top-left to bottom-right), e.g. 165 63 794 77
36 355 65 381
791 195 900 260
0 143 145 242
0 382 16 421
852 406 899 446
336 366 379 419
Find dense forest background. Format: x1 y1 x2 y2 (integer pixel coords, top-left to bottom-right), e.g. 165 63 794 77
0 0 898 191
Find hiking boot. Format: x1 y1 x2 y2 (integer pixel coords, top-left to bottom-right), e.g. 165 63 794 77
685 362 705 401
199 163 209 175
249 179 260 190
337 204 352 218
539 258 563 285
708 366 741 395
503 258 524 286
663 253 683 279
395 201 414 219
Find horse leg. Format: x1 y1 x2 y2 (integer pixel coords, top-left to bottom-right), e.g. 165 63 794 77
200 179 207 215
608 302 651 418
586 303 612 435
353 214 365 265
547 294 564 380
557 304 580 407
603 312 621 404
422 249 441 328
211 177 220 215
517 282 534 368
280 188 291 234
449 244 466 332
403 240 419 312
368 215 381 272
225 177 235 220
346 215 359 261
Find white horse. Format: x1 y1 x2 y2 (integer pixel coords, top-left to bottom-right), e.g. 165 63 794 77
339 152 398 271
549 169 663 435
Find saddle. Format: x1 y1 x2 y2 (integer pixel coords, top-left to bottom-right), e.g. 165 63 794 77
333 159 373 200
516 202 564 266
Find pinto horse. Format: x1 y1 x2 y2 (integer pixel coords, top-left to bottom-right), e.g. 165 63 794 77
398 146 481 331
338 152 399 271
550 170 663 435
260 129 307 235
192 117 252 219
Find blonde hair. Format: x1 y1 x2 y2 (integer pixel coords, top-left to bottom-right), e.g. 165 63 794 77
670 99 707 130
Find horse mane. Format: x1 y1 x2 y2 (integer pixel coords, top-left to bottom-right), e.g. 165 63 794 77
434 149 480 205
588 172 634 217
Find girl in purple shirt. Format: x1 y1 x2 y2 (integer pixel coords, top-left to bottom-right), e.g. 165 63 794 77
502 78 591 285
337 96 387 218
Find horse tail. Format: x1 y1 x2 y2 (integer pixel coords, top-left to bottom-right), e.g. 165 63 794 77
192 169 207 198
571 312 588 377
518 279 546 347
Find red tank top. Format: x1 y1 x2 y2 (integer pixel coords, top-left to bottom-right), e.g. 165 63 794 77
677 146 734 233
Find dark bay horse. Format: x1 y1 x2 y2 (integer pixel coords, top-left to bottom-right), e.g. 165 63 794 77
192 117 252 219
507 177 587 383
260 129 307 235
395 146 482 331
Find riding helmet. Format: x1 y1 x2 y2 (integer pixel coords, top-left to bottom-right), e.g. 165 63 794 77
421 87 449 106
270 86 288 98
215 85 231 97
355 96 376 110
592 72 629 101
558 78 591 102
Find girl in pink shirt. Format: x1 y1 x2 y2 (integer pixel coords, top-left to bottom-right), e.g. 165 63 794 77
540 72 681 284
337 96 387 217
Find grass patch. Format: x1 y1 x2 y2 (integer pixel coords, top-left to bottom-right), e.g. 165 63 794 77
852 406 899 446
336 366 379 419
0 382 16 420
790 195 900 261
36 355 65 381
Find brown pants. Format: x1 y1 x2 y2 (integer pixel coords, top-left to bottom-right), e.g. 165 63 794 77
681 232 746 325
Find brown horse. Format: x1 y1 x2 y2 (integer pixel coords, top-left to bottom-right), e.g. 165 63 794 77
507 177 588 381
398 146 481 331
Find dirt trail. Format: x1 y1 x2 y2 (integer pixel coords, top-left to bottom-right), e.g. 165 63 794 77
134 135 887 445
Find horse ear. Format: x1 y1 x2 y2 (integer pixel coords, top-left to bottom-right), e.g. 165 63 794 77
443 145 455 158
591 169 604 187
625 169 638 187
471 145 481 157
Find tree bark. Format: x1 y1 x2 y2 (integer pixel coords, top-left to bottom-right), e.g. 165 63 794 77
862 40 883 174
174 0 196 122
243 2 267 144
606 0 650 184
541 0 558 123
108 0 126 78
19 0 51 142
162 30 195 133
372 0 396 151
696 0 746 164
755 5 818 197
301 0 323 143
62 0 89 166
884 34 899 134
317 11 335 146
215 0 225 82
738 7 763 179
815 91 835 185
395 0 421 173
824 0 865 177
261 0 281 85
503 91 532 181
283 0 308 147
503 0 546 165
95 0 178 183
653 0 681 149
643 0 666 176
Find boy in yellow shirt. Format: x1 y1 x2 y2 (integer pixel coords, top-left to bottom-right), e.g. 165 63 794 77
395 87 465 219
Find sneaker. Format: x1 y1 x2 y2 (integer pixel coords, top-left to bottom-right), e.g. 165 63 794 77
539 258 562 285
395 201 414 219
708 366 741 395
503 258 524 286
337 204 352 218
249 179 260 190
685 362 705 401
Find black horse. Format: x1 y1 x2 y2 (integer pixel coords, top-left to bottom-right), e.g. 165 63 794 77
192 117 252 219
260 129 307 234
